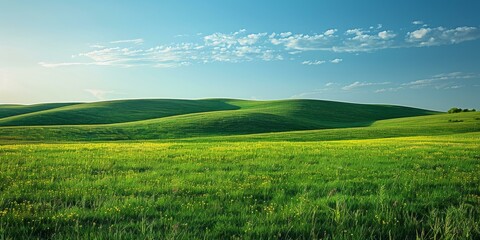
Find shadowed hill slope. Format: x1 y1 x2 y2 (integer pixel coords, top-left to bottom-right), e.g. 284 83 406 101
177 111 480 142
0 99 240 126
0 98 440 141
1 111 476 143
0 103 80 119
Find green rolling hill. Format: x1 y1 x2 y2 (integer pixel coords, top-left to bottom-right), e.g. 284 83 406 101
0 99 434 127
0 98 446 142
182 111 480 142
0 99 239 126
1 111 478 142
0 102 80 119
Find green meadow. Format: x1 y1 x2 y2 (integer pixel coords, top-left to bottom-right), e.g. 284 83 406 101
0 99 479 239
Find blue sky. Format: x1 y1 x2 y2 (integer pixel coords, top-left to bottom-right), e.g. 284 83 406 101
1 0 479 110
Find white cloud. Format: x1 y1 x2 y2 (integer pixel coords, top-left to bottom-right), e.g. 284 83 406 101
238 33 267 45
204 29 260 48
378 30 396 40
445 85 463 89
84 89 114 100
409 28 430 39
324 29 337 36
372 72 479 92
333 28 398 52
204 32 238 48
302 59 342 65
302 60 326 65
110 39 144 45
40 24 480 69
342 81 390 90
202 31 283 63
290 88 331 98
374 87 404 93
269 33 335 51
330 58 343 64
288 51 302 55
260 50 283 61
406 26 479 46
345 28 363 35
402 72 479 89
325 82 335 87
441 26 479 43
40 43 199 68
412 21 424 25
342 81 364 90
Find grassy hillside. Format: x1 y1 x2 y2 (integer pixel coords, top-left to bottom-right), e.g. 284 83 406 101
0 112 480 142
181 111 480 142
0 99 437 141
0 99 239 126
1 111 477 143
0 102 79 119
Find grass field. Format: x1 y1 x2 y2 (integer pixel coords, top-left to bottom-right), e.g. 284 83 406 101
0 99 478 239
0 108 475 143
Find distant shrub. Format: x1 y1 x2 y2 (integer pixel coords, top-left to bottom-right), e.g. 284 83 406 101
448 107 476 113
448 108 462 113
448 119 464 123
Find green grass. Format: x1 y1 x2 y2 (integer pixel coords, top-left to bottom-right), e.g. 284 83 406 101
0 133 479 239
0 99 439 142
0 103 79 119
0 99 478 239
0 110 476 143
0 99 435 128
178 111 480 142
0 99 239 126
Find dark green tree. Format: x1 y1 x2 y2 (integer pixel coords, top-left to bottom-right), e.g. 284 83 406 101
448 107 462 113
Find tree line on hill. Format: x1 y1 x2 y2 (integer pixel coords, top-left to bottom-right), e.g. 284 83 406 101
448 107 476 113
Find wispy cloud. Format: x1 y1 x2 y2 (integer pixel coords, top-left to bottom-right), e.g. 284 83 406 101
444 85 463 89
84 89 114 100
39 23 480 68
291 71 478 97
302 60 325 65
41 44 204 68
374 72 479 93
302 58 343 65
290 88 332 98
324 29 337 36
330 58 343 63
402 72 479 89
110 38 144 45
342 81 390 91
374 87 404 93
